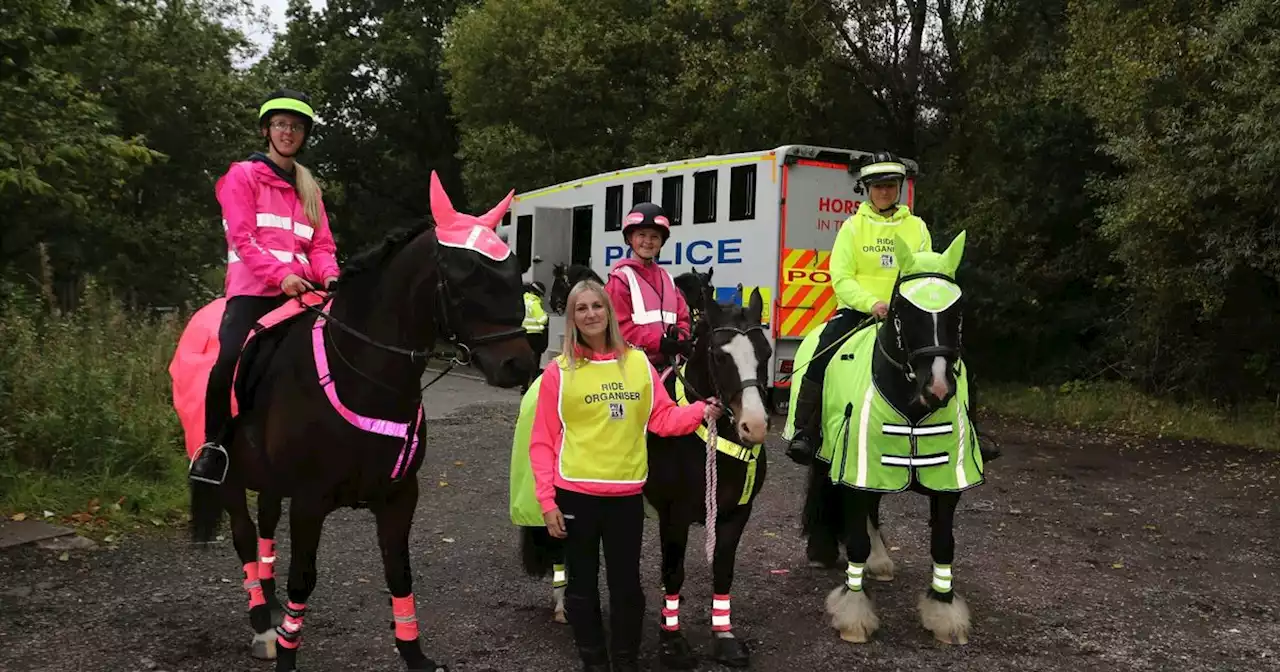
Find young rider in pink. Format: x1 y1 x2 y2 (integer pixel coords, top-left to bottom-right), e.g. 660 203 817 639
188 88 341 486
604 202 693 382
529 280 723 672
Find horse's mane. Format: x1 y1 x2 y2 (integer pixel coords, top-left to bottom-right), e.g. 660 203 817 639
337 218 435 294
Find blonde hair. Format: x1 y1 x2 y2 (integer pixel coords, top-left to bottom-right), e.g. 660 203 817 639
561 279 628 373
294 162 322 229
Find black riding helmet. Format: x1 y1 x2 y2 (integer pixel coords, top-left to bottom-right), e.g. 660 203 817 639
259 88 315 156
856 151 908 209
622 202 672 243
525 281 546 297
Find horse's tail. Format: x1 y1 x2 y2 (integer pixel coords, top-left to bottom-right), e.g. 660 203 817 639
519 525 561 578
189 479 224 543
801 460 842 540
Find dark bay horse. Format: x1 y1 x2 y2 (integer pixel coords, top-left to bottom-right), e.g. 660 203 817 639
799 232 986 646
549 262 603 313
186 174 535 672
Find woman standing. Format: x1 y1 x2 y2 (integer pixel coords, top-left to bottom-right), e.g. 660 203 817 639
529 280 723 672
188 88 341 486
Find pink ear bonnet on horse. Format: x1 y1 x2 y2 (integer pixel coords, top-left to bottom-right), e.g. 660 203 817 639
429 170 515 262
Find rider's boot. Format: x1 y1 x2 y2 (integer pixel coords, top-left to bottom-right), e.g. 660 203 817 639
785 379 825 466
189 441 229 485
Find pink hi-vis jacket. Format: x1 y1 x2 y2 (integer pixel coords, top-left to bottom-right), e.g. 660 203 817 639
605 258 691 366
217 160 341 297
529 347 707 514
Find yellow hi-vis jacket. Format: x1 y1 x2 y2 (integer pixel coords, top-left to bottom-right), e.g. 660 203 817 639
829 202 933 313
523 292 548 334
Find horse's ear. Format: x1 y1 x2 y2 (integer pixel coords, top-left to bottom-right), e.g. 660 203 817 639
428 171 457 225
706 266 714 282
940 230 967 277
478 189 516 230
893 233 916 274
746 287 763 324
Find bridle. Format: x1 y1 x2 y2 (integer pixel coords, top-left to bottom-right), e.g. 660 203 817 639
876 271 964 382
672 322 769 446
299 245 526 395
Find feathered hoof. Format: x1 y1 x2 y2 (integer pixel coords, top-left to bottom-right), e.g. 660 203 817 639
919 591 970 645
250 630 276 660
825 586 879 644
713 635 750 668
553 607 568 624
658 629 697 669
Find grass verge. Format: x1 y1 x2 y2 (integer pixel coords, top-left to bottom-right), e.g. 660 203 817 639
981 379 1280 451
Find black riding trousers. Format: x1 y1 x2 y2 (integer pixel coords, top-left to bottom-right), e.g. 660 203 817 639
203 294 289 444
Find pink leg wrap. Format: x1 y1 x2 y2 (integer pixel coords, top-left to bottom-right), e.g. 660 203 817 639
258 538 276 580
712 594 732 632
276 601 306 650
243 563 266 609
661 594 681 632
392 594 419 642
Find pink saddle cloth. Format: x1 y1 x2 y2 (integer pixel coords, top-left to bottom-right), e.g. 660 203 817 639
168 294 324 460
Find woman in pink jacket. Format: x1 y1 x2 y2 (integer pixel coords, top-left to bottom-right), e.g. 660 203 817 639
188 89 342 486
529 279 723 672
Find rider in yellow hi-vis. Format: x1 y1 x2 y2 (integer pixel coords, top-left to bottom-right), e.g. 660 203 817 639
785 152 932 465
521 281 550 393
786 151 1002 467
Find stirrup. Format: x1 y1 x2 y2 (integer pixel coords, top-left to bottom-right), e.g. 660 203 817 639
189 442 229 485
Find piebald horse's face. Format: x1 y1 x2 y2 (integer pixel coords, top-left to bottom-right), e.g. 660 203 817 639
698 289 771 445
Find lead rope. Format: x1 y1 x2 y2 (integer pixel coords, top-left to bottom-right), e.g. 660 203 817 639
704 416 718 564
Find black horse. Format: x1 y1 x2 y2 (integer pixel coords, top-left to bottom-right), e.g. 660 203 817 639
186 176 535 672
549 262 603 313
643 288 772 669
672 266 714 317
805 233 985 646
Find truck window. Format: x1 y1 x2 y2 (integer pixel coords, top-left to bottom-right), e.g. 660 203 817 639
729 164 757 221
516 214 532 273
693 169 717 224
571 205 593 267
661 175 683 226
605 185 623 232
632 180 652 206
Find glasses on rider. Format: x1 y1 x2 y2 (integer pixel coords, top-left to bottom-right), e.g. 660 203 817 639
269 120 306 134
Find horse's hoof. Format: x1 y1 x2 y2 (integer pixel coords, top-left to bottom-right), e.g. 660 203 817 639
713 636 750 668
867 569 895 582
553 608 568 624
839 627 870 644
408 664 449 672
935 631 969 646
658 630 697 669
250 631 277 660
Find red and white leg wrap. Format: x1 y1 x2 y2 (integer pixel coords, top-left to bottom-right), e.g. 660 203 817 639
661 594 681 632
392 594 419 642
258 538 276 581
712 594 732 633
276 601 306 650
242 562 266 610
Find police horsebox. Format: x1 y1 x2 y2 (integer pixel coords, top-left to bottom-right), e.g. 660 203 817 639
500 144 919 412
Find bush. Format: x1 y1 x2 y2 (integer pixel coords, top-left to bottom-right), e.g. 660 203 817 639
0 280 187 521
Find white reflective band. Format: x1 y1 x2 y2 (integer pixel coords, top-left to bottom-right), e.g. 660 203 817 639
882 424 953 436
933 577 952 591
616 266 677 326
933 566 952 578
712 598 731 611
881 454 950 467
664 616 678 627
296 253 309 266
256 213 292 231
244 580 260 589
859 162 906 178
554 570 567 583
846 564 864 575
261 555 276 563
394 615 417 623
711 615 731 626
464 226 483 249
665 598 679 610
228 249 305 265
293 222 314 240
282 619 301 632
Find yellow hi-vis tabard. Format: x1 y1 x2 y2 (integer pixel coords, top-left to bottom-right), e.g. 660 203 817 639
523 292 548 334
556 349 654 485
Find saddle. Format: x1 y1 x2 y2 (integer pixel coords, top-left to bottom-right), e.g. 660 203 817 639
232 292 328 418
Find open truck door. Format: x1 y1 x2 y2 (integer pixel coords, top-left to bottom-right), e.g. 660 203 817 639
772 157 916 395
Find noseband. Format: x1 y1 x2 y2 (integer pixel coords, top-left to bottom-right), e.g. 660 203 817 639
674 323 768 443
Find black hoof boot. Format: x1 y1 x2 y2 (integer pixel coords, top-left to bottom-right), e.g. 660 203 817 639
659 629 697 669
714 635 751 668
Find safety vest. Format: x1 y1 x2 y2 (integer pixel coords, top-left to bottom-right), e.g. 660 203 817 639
522 292 548 334
611 263 679 327
556 349 654 485
820 324 984 493
830 202 932 313
671 366 760 505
